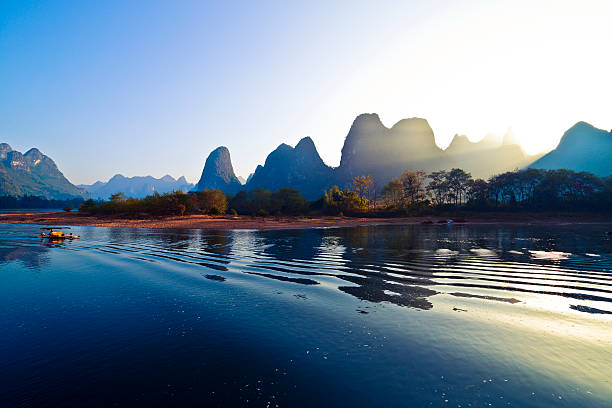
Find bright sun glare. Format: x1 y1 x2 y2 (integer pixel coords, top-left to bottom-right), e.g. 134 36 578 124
355 0 612 155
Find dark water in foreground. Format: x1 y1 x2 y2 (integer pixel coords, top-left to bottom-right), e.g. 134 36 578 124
1 224 611 407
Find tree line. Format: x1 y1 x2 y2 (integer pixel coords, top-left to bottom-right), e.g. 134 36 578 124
77 167 612 218
324 168 612 215
79 187 309 217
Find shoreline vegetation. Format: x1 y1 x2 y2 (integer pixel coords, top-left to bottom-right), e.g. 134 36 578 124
1 167 611 229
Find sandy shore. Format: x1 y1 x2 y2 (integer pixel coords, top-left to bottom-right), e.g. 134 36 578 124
0 211 457 230
0 211 611 230
0 211 429 230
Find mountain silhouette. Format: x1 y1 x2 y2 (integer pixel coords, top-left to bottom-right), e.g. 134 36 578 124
444 133 538 179
528 122 612 176
444 134 500 155
80 174 194 200
11 115 602 203
246 137 334 200
196 114 553 199
0 143 84 199
334 114 449 189
195 146 243 194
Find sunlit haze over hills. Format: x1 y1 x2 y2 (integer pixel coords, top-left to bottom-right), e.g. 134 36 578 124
1 0 610 184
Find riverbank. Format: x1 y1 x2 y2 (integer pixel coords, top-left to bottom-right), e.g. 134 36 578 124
0 211 611 230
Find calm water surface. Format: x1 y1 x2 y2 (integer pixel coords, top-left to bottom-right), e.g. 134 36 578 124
1 223 611 407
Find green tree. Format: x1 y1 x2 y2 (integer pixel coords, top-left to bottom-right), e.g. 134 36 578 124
229 190 251 214
79 199 96 212
271 188 307 215
250 189 272 215
109 192 127 203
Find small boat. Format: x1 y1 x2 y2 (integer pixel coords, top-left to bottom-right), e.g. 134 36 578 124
38 227 79 240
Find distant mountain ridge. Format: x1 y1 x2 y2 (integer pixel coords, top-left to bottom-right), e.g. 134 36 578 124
528 122 612 176
335 114 449 189
196 113 539 198
246 137 334 200
0 143 84 199
444 134 500 155
12 116 598 204
444 131 539 179
2 114 553 202
80 174 194 200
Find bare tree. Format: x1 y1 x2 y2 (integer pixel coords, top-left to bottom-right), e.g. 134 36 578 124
400 170 427 204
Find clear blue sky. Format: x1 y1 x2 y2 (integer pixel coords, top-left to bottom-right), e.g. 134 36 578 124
1 0 611 184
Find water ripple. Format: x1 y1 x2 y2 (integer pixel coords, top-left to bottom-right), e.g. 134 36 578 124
3 224 612 315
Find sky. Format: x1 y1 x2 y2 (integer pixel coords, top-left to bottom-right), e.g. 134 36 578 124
1 0 611 185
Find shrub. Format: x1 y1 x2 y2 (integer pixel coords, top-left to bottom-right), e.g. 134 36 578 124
79 199 96 212
75 188 315 218
198 189 228 215
271 187 307 215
